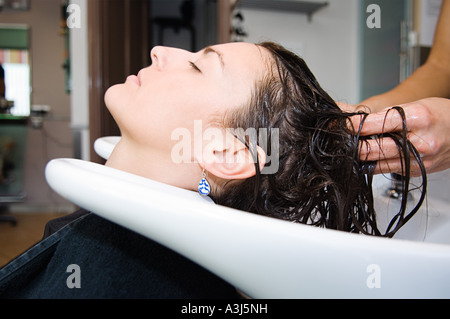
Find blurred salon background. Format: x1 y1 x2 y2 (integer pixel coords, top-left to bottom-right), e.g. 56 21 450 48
0 0 442 264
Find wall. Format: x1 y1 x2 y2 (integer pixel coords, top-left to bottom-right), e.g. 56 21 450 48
237 0 360 104
0 0 75 212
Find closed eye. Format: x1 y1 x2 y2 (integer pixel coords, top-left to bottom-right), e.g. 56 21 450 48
189 61 202 73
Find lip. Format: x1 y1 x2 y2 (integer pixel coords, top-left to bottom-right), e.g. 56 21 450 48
137 70 143 85
126 74 140 86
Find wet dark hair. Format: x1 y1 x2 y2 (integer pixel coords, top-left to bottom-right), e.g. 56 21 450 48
212 41 426 238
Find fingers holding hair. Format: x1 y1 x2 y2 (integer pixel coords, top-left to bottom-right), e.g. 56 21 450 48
350 105 431 175
350 105 418 136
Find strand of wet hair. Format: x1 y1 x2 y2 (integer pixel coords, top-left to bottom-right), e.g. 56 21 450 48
355 106 427 237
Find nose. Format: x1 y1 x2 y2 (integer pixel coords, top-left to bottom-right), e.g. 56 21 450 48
150 46 194 71
150 46 166 70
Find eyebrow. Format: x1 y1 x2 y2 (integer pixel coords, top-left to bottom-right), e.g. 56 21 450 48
203 46 225 70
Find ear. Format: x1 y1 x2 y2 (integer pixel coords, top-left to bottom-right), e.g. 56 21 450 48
203 132 266 180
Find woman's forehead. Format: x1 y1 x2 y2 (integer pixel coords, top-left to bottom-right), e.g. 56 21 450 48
213 43 271 95
211 42 269 72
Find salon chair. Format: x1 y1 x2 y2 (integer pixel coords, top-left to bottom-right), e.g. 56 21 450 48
0 205 17 226
0 149 16 225
0 129 26 226
44 136 450 298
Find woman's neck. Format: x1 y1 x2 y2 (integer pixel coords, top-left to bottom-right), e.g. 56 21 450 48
105 138 199 192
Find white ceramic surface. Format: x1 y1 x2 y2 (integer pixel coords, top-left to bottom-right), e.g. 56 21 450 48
93 136 121 160
43 137 450 298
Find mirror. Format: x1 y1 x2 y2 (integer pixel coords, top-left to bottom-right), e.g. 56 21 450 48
0 23 31 117
0 0 73 214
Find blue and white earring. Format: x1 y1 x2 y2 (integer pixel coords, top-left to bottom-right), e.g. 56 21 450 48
198 169 211 196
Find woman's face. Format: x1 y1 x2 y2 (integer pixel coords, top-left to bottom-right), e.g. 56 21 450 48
105 42 267 162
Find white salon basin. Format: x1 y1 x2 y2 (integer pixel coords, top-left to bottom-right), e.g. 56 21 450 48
94 136 121 160
372 173 450 245
44 137 450 298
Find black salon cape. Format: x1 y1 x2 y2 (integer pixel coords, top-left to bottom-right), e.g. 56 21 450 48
0 209 240 299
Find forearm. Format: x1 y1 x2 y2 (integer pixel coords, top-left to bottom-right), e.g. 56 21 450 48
361 61 450 112
361 0 450 113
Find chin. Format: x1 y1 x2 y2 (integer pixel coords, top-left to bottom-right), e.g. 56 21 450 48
104 83 130 114
104 83 120 105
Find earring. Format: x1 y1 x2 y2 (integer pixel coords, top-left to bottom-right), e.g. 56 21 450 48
198 169 211 196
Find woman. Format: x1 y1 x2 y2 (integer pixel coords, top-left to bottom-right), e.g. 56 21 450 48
0 42 425 298
105 41 425 236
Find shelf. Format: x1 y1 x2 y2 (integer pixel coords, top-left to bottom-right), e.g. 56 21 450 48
239 0 328 21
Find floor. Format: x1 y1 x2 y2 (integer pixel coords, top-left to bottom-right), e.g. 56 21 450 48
0 212 67 267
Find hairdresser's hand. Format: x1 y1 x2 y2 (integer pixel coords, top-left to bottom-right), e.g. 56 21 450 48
350 97 450 176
